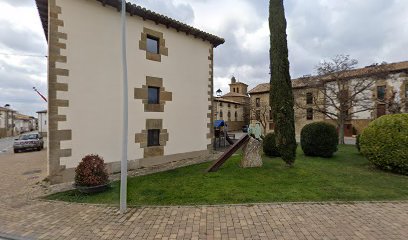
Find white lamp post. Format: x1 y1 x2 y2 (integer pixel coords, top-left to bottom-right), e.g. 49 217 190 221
120 0 128 214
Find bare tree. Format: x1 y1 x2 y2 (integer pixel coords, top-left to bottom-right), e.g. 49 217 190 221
295 55 389 144
246 98 270 133
386 89 407 114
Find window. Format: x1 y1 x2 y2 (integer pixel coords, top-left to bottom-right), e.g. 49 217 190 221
146 35 159 54
219 102 223 107
228 103 231 108
228 111 231 119
377 104 386 117
306 92 313 104
307 108 313 120
235 111 238 120
269 110 273 120
233 88 235 92
220 110 223 118
256 98 260 107
237 88 239 93
45 120 47 125
405 83 408 98
148 129 160 147
235 104 237 109
256 110 260 120
377 86 386 101
148 87 160 104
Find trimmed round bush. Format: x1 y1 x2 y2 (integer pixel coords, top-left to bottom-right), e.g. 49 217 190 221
360 114 408 175
263 133 280 157
75 154 109 187
300 122 338 158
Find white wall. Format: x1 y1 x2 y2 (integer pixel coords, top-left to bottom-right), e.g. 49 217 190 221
0 110 5 128
57 0 212 168
38 112 47 134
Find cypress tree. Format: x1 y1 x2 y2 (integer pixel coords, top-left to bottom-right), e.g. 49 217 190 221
269 0 296 166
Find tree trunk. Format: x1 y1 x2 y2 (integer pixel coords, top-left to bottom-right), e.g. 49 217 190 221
338 120 345 144
241 137 263 168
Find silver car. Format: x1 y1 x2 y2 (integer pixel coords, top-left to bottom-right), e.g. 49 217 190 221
13 133 44 153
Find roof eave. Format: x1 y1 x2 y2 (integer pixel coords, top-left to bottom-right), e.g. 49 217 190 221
35 0 225 47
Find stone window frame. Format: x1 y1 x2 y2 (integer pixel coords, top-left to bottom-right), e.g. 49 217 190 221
135 119 169 158
139 27 168 62
134 76 172 112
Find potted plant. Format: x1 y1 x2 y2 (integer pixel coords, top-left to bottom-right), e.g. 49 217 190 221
74 154 110 194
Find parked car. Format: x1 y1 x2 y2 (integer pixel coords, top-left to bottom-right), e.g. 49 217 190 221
242 125 248 133
13 133 44 153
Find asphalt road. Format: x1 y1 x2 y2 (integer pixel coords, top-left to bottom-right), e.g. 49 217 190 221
0 136 15 153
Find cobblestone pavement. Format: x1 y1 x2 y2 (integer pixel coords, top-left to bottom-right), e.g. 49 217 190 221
0 149 407 240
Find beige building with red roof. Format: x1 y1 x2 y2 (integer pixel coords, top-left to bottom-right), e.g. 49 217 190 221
213 77 250 131
0 105 16 138
249 61 408 135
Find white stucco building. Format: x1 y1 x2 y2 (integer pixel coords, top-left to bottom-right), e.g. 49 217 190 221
37 110 48 137
0 106 15 138
35 0 224 183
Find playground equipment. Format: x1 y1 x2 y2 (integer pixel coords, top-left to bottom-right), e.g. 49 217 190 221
213 120 235 149
207 122 263 172
207 134 250 172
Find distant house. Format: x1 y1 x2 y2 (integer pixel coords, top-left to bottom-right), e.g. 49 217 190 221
248 61 408 135
213 97 245 131
37 110 48 137
0 105 15 138
35 0 224 183
14 113 35 134
213 77 250 131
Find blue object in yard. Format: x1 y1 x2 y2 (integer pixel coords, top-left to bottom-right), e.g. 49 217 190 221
214 120 225 128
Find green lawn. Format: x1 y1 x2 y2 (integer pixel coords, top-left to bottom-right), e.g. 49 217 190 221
46 145 408 206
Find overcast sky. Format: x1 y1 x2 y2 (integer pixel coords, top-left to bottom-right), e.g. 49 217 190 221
0 0 407 116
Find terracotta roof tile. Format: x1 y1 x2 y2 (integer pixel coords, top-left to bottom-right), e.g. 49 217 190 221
214 97 242 105
222 92 248 98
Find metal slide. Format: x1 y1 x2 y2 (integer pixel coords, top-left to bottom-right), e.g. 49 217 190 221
207 134 250 172
225 134 235 145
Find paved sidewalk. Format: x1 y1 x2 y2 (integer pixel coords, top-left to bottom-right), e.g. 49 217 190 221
0 149 407 239
1 200 407 240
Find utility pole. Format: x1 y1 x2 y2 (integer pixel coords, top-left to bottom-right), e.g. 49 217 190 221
120 0 128 214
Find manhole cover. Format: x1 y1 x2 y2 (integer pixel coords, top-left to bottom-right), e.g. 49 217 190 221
22 169 42 175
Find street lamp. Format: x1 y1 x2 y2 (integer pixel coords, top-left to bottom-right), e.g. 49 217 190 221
216 89 222 97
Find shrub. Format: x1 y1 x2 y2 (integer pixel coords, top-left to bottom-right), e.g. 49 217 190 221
300 122 338 158
356 134 361 152
263 133 280 157
75 154 109 187
360 114 408 175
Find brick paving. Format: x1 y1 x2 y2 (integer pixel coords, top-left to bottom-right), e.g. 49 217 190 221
0 149 407 239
